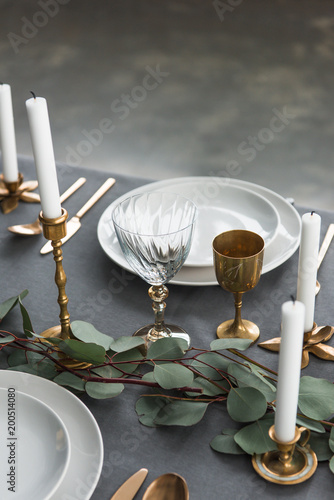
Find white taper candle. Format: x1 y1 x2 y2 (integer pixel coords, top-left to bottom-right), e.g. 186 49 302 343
296 212 321 332
274 300 305 443
0 83 19 183
26 95 61 219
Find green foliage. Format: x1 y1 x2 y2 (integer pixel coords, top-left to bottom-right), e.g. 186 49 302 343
210 429 246 455
0 290 28 320
299 376 334 420
227 387 267 422
71 320 113 350
2 292 334 477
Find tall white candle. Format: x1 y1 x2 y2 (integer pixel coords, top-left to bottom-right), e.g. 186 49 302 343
26 95 61 219
296 212 321 332
274 300 305 443
0 83 19 183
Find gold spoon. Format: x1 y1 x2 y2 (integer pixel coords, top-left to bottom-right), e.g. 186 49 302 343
142 473 189 500
316 223 334 295
7 177 86 236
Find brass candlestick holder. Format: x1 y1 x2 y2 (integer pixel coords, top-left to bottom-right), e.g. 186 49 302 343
0 173 39 213
252 425 317 485
39 208 88 369
259 322 334 368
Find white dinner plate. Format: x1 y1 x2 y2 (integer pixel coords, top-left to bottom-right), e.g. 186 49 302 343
97 177 301 286
0 388 70 500
0 371 103 500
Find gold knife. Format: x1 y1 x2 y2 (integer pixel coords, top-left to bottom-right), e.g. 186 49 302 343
40 177 116 254
110 468 148 500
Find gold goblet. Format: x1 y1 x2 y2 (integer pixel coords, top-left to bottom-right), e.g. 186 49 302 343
213 229 265 343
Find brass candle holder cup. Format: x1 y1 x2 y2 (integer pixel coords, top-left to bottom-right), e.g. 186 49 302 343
39 208 88 369
0 173 39 213
252 425 317 485
213 230 264 343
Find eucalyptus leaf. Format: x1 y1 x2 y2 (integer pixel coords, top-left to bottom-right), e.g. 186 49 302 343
153 363 194 389
228 364 276 403
308 431 332 461
71 321 112 350
58 339 106 364
234 416 276 455
0 335 16 344
53 372 86 391
191 353 230 380
330 456 334 474
154 400 208 426
19 297 34 337
85 381 124 399
299 376 334 420
210 338 253 351
244 362 277 391
147 337 188 360
136 396 169 427
210 429 246 455
329 427 334 454
28 359 58 379
109 336 145 353
0 290 28 320
296 416 325 434
7 350 27 367
185 377 229 397
7 364 38 375
227 387 267 422
141 371 156 383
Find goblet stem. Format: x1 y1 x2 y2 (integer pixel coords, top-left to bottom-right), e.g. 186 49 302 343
233 292 243 331
147 285 170 340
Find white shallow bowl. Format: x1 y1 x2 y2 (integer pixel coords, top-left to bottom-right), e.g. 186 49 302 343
0 370 103 500
0 388 70 500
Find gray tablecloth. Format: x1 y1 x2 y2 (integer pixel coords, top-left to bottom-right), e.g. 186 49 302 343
1 156 334 499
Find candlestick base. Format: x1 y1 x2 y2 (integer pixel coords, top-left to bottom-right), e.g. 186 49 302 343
0 173 39 213
258 322 334 368
252 425 317 485
39 208 90 369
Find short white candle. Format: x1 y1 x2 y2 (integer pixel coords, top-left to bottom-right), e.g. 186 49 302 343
26 95 61 219
0 83 19 183
296 212 321 332
274 300 305 443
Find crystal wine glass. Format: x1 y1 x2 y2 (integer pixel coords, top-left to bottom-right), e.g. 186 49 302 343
212 229 265 343
112 191 197 345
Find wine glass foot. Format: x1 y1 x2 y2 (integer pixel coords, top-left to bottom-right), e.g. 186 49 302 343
217 319 259 343
133 324 190 348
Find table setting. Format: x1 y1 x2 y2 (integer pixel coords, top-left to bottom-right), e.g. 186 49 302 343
1 85 334 499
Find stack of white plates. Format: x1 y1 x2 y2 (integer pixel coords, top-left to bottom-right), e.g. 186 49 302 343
97 177 301 286
0 371 103 500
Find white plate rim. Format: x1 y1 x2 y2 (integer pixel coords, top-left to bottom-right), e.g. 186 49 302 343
97 176 301 286
0 387 71 500
0 370 104 500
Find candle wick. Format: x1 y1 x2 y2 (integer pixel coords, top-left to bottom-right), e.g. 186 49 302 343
311 210 315 216
30 91 36 99
290 294 295 304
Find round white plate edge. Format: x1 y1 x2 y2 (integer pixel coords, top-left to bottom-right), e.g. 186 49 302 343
97 177 301 286
0 370 104 500
0 387 71 500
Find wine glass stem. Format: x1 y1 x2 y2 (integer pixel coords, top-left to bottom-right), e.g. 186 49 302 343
148 285 170 339
233 292 243 330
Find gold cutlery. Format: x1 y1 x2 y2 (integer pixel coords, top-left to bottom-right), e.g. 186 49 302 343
40 177 116 254
316 223 334 295
110 468 148 500
8 177 87 236
142 473 189 500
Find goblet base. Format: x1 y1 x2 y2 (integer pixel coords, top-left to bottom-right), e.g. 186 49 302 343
133 324 190 348
217 318 259 343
